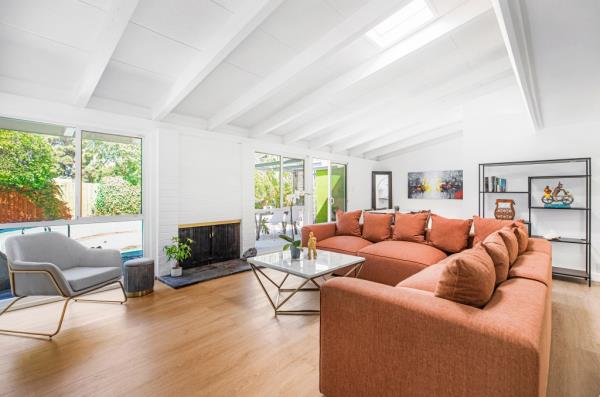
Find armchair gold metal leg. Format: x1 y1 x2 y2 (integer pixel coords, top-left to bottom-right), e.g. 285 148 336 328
73 281 128 304
0 297 71 340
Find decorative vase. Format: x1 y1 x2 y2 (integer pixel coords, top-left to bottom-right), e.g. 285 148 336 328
170 266 183 277
290 246 301 260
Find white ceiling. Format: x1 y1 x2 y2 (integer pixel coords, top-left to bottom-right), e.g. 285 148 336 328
1 0 584 159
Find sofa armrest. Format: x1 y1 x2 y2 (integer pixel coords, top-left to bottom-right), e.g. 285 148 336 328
301 223 336 246
320 278 545 397
10 260 72 296
81 248 122 268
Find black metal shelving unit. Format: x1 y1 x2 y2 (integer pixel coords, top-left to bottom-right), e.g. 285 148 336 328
478 158 592 286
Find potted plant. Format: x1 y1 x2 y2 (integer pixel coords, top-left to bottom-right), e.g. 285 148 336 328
278 190 308 260
279 234 302 259
163 237 194 277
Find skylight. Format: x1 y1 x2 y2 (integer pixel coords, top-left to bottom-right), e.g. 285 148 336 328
366 0 435 48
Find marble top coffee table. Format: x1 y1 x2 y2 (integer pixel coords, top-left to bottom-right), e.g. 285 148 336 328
247 249 364 315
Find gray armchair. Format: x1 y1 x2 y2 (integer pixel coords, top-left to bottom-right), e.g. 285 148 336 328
1 232 127 339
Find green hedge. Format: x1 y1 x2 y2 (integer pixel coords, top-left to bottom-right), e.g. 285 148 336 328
94 176 141 216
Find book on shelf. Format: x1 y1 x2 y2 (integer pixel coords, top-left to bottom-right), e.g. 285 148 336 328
484 177 489 192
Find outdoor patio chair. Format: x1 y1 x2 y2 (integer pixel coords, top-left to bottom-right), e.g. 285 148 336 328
269 209 285 238
1 232 126 339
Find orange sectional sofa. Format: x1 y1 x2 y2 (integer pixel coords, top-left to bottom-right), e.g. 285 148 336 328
302 220 552 397
302 222 448 285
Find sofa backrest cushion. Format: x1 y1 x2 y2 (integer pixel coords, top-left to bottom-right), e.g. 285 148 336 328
434 244 496 307
509 251 552 286
472 216 526 245
392 212 429 243
481 232 510 285
428 214 473 253
362 212 393 242
335 210 362 237
514 226 529 255
498 227 519 265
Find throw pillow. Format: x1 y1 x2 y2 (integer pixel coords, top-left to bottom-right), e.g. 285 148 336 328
428 214 473 253
481 232 510 285
362 212 393 242
392 212 429 243
513 226 529 255
497 226 519 265
472 216 526 245
434 244 496 307
335 210 362 237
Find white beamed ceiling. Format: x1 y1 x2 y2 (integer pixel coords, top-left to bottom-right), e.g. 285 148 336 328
1 0 585 159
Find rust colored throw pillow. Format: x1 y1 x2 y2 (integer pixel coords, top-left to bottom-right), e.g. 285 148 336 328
362 212 393 242
393 212 429 243
428 214 473 253
434 245 496 307
482 232 510 285
498 227 519 265
335 210 362 237
472 216 526 245
514 226 529 255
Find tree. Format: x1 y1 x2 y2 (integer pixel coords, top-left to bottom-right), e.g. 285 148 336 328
82 140 141 186
0 130 70 220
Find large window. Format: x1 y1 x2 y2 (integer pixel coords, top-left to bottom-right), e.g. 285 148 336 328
0 117 144 299
0 119 76 223
81 131 142 217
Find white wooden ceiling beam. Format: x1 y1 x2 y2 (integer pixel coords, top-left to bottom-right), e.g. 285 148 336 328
152 0 283 121
355 115 462 154
253 0 492 139
366 123 464 160
346 70 515 157
305 47 508 148
74 0 140 107
208 0 412 131
492 0 543 130
312 57 512 151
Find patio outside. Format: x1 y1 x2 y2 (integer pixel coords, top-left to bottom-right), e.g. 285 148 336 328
254 153 304 253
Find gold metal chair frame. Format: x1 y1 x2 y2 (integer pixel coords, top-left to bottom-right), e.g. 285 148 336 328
0 268 127 339
249 261 364 316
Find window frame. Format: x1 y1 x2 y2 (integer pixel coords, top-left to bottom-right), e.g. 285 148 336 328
0 123 144 230
254 151 306 209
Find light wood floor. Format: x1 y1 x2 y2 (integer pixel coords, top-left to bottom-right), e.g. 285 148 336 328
0 271 598 397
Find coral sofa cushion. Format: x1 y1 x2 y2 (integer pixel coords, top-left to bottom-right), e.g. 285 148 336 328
472 216 526 245
317 236 372 256
396 260 447 293
362 212 393 242
498 227 519 265
434 245 496 307
481 232 510 285
393 212 428 243
509 251 552 286
527 237 552 256
428 214 473 253
335 210 362 237
357 241 447 286
514 226 529 254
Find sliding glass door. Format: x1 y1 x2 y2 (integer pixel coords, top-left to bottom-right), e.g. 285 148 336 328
254 153 305 251
312 159 347 223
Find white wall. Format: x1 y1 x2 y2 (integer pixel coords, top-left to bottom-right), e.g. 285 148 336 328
378 84 600 279
157 125 376 276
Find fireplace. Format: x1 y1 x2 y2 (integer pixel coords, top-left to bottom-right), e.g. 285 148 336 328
178 220 240 268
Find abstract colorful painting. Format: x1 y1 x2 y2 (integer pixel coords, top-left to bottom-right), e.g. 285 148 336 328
408 170 463 200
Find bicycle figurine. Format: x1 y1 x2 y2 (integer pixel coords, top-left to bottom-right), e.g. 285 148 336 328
542 182 574 207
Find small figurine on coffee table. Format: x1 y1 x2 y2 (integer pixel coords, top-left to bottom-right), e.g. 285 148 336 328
307 231 318 260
